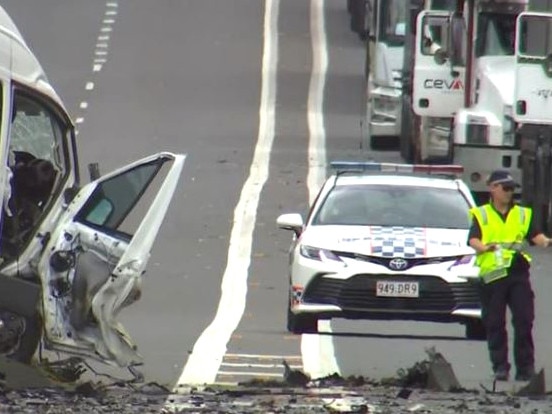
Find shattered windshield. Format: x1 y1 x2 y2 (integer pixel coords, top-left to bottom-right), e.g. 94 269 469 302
476 13 516 57
313 184 471 229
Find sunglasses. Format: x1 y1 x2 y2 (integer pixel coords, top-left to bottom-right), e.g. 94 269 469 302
500 185 515 192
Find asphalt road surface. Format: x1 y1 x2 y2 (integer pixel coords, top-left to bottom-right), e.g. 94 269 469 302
3 0 552 406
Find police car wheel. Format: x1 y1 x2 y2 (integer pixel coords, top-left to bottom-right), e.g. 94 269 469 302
287 295 318 334
465 319 486 341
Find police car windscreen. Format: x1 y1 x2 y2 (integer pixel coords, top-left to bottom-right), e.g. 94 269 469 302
313 185 470 229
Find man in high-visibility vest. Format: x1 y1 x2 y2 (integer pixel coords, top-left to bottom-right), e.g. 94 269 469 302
468 170 551 382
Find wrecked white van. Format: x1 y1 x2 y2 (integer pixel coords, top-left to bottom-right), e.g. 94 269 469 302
0 5 184 372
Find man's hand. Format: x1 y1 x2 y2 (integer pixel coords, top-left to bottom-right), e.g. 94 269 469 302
531 233 551 248
469 238 497 254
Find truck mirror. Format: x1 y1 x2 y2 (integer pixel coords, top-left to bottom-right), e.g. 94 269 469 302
449 13 466 67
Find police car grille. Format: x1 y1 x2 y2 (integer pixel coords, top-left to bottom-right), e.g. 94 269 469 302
303 274 480 312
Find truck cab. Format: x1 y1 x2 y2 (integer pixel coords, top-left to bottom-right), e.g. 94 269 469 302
364 0 407 149
406 1 550 202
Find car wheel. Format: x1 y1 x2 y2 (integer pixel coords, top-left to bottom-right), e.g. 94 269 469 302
0 310 42 363
465 319 486 341
287 311 318 334
287 295 318 334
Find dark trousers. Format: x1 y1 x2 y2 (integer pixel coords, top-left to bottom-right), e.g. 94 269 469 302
479 272 535 373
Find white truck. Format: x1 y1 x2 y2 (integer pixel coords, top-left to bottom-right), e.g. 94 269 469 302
349 0 408 150
349 1 460 150
401 0 552 225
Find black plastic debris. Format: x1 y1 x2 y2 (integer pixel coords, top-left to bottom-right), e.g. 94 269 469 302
426 349 462 392
282 359 311 387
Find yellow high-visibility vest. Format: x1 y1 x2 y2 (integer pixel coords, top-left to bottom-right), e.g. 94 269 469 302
469 204 532 284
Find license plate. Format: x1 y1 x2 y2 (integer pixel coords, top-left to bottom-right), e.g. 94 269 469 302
376 281 419 298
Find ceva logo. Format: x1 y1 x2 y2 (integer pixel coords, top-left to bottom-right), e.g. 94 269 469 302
424 79 464 90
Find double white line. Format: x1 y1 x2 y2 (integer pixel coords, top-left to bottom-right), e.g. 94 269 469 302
170 0 339 389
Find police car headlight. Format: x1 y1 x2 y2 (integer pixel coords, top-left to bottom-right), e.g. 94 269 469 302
300 245 345 265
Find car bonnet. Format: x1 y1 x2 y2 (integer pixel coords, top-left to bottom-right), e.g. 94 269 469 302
301 225 473 258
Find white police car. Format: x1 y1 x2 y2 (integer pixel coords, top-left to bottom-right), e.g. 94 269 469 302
277 162 484 339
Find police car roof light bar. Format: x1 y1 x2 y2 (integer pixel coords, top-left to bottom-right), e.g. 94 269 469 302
330 161 464 177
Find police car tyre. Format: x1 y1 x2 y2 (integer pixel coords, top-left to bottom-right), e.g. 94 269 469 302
465 319 486 341
287 295 318 334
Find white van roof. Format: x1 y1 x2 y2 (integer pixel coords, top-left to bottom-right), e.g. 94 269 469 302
0 6 66 110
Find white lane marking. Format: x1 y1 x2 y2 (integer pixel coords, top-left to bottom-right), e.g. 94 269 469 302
225 353 302 359
221 362 302 369
301 0 341 380
170 0 280 387
77 1 119 122
218 371 284 377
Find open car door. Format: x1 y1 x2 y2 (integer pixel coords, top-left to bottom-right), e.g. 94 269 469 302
38 152 185 367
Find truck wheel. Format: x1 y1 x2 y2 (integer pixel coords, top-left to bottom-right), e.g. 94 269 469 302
465 319 486 341
347 0 354 13
0 310 42 364
349 0 367 40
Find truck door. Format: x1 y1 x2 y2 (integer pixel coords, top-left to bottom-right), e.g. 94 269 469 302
412 11 465 117
514 12 552 125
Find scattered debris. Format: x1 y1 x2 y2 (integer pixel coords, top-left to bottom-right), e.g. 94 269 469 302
283 359 311 386
517 368 546 397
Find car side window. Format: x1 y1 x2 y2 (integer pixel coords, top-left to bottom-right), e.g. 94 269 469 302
0 89 70 261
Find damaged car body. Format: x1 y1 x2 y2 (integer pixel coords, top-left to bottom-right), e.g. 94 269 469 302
0 6 185 370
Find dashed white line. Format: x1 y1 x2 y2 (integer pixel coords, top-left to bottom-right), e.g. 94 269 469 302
100 27 113 33
85 82 95 91
98 35 110 41
75 117 84 124
169 0 280 388
79 102 88 109
96 42 109 48
106 2 118 7
106 10 118 16
301 0 341 381
103 19 116 24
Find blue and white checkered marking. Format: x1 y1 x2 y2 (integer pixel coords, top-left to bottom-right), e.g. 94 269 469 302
370 227 426 258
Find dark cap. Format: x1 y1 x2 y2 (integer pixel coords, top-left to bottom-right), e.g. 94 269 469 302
486 170 520 187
